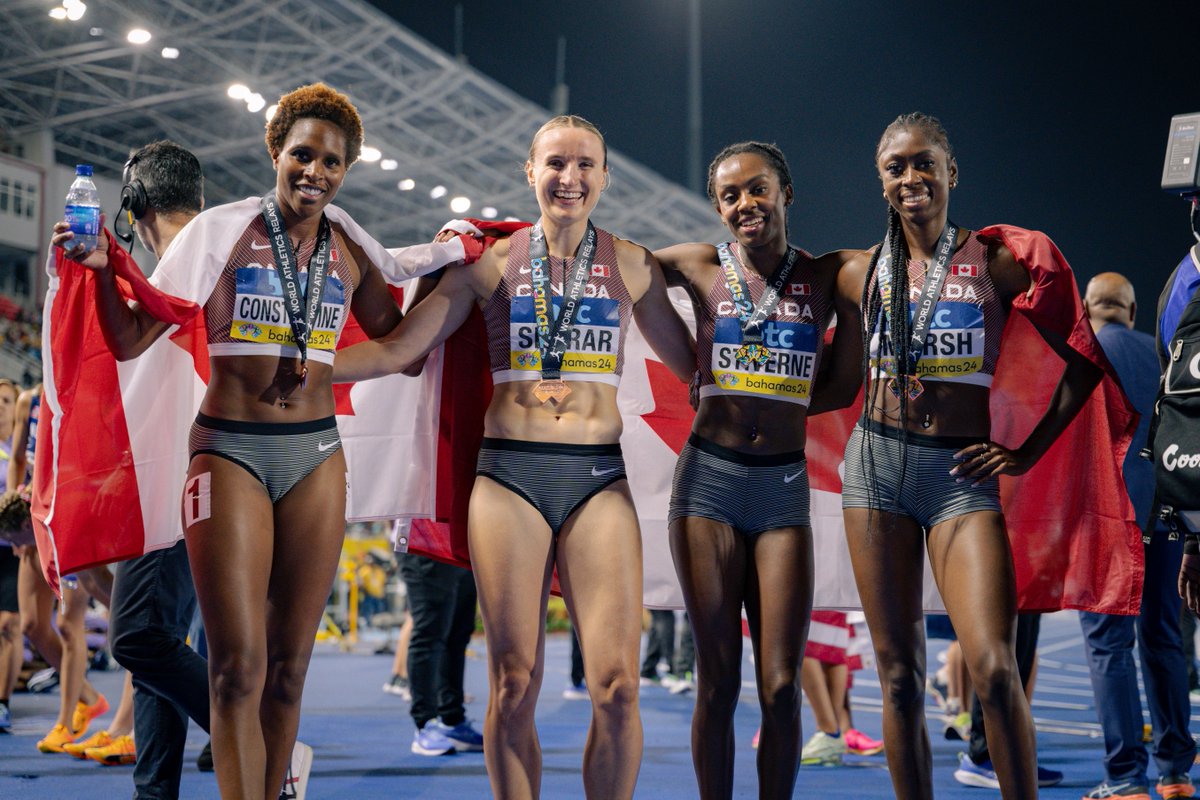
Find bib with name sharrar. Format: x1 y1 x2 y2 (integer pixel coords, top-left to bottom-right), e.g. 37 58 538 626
697 242 830 407
868 232 1004 388
205 216 355 366
485 225 633 387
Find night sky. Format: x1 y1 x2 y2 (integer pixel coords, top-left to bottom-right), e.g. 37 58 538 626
372 0 1198 334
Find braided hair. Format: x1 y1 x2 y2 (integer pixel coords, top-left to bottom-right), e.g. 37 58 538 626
858 112 955 526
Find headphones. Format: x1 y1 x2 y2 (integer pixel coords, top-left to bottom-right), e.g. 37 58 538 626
114 154 149 249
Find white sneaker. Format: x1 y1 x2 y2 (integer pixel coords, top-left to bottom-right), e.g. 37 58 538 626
668 672 695 695
562 681 589 700
800 731 846 766
279 740 312 800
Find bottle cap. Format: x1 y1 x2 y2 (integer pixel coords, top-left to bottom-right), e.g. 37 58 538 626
75 165 93 176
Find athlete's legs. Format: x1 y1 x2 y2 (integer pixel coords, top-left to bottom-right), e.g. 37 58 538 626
77 566 113 609
184 455 275 800
469 475 556 800
0 611 18 703
669 515 746 800
261 451 348 798
844 508 931 800
801 659 839 733
54 582 93 730
16 547 62 675
928 511 1035 800
745 526 813 799
557 483 644 800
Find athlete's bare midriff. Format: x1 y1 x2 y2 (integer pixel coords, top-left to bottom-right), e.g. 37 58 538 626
867 379 993 438
199 355 337 422
694 394 808 453
483 381 623 445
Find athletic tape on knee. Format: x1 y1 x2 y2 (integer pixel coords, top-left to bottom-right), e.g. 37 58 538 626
183 472 212 528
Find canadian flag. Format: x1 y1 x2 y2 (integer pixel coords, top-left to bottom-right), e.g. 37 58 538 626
788 282 810 296
33 198 473 593
405 226 1144 614
38 215 1142 615
952 264 978 277
591 263 610 278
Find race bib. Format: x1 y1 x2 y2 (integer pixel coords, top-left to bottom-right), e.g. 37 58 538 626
711 318 819 403
230 267 346 351
874 301 984 380
509 295 620 374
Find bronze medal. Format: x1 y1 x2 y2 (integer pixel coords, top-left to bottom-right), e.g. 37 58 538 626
887 375 924 400
532 379 572 404
735 342 772 367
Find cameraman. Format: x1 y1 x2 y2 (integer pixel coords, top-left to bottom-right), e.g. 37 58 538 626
1163 243 1200 610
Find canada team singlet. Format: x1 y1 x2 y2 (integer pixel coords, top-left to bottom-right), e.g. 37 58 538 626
867 232 1005 387
695 242 830 407
204 216 356 366
484 225 633 387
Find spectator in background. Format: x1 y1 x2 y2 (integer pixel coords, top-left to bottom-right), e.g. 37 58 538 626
399 551 483 756
1075 272 1194 800
0 377 19 731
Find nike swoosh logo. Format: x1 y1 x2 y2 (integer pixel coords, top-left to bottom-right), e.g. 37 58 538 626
250 242 272 250
318 440 339 452
591 466 620 477
783 471 804 484
519 266 532 274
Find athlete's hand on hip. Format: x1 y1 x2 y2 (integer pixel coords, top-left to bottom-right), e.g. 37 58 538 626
52 218 111 271
949 440 1026 486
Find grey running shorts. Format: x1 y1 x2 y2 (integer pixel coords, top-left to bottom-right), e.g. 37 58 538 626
669 433 811 535
841 419 1001 528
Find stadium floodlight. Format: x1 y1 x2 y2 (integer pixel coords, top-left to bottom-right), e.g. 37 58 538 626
65 3 86 21
127 28 152 44
505 216 522 222
161 47 179 59
360 146 382 163
380 159 398 171
89 27 103 36
430 185 447 200
449 196 471 214
265 104 278 122
49 7 68 20
398 179 416 191
481 206 498 219
227 84 250 101
245 93 266 113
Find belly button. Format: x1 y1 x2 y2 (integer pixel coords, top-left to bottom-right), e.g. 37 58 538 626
748 426 758 442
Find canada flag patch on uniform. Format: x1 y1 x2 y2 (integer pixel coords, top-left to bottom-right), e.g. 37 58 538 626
591 264 610 278
788 282 810 296
952 264 977 277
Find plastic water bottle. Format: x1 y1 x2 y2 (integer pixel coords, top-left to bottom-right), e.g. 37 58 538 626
64 164 100 252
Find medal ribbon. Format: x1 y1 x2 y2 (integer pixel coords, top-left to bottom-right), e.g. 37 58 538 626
876 221 958 377
716 243 799 346
528 221 597 381
258 194 332 372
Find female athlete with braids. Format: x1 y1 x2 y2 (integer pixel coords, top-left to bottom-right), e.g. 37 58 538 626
842 113 1103 799
654 142 865 799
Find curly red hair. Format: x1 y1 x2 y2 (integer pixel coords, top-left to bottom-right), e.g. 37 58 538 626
265 82 363 166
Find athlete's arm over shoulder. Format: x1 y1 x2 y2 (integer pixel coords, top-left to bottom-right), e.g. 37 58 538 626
809 249 868 414
620 240 696 383
653 242 718 289
332 249 489 384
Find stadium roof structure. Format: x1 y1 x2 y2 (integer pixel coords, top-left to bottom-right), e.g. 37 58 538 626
1 0 725 249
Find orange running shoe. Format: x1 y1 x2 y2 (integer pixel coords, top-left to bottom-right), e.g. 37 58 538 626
71 693 109 737
87 734 135 766
63 730 113 759
37 723 76 753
